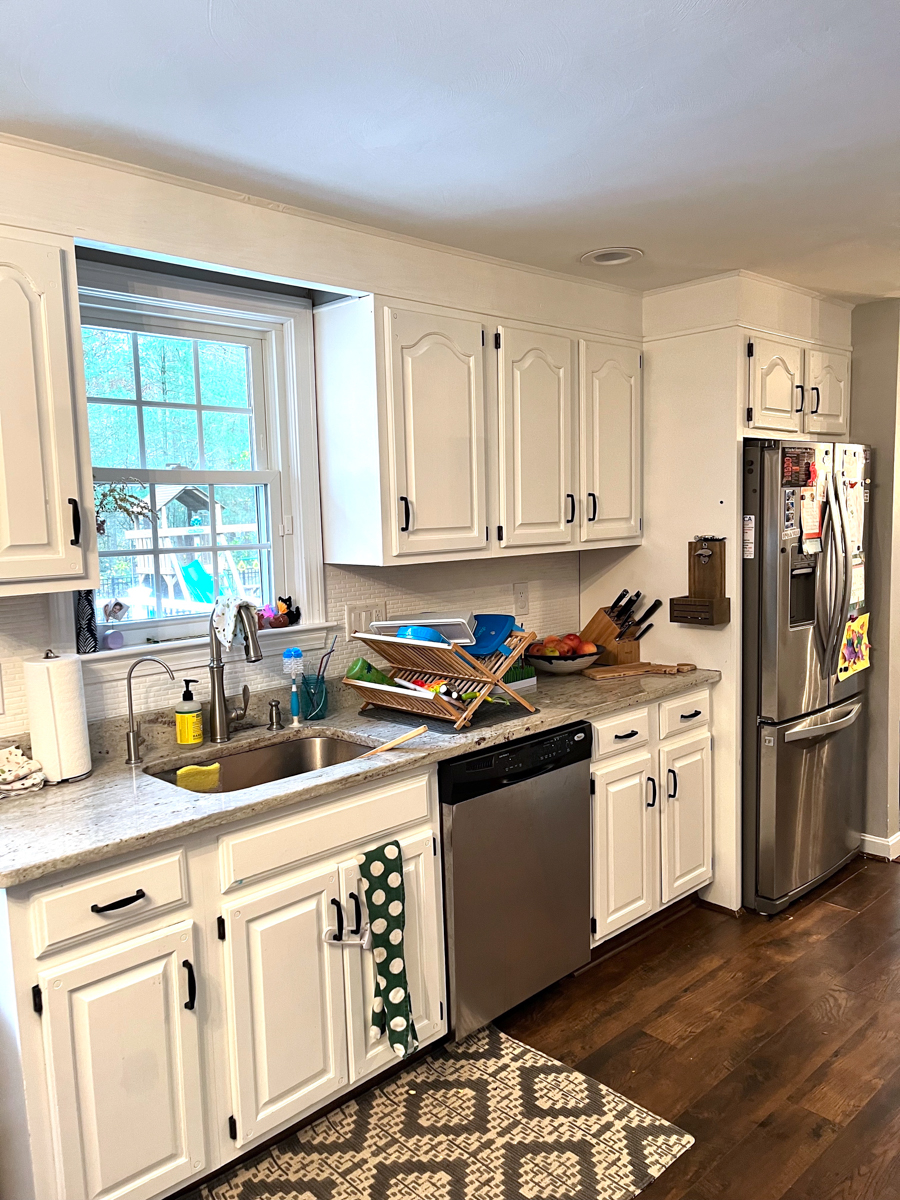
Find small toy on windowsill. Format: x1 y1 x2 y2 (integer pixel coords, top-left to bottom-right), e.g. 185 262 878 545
257 596 301 629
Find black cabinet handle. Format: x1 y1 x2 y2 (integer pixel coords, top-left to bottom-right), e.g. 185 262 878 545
182 959 197 1010
667 768 678 799
614 729 639 740
566 493 575 524
349 891 362 936
680 709 702 720
331 897 344 942
587 492 598 522
647 776 657 808
399 496 411 533
795 384 805 413
811 386 821 414
91 888 146 914
68 498 82 546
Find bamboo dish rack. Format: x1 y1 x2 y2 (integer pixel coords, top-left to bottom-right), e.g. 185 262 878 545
342 630 537 730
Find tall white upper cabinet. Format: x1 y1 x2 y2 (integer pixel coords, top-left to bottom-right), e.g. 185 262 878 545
580 339 642 542
0 225 97 594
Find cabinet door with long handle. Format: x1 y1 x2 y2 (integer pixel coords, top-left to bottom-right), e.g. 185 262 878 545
591 751 657 943
804 348 850 439
0 225 95 591
659 731 713 903
580 339 642 543
496 324 576 548
38 920 205 1200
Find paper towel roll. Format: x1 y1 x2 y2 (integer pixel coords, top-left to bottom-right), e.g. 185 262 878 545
24 653 92 783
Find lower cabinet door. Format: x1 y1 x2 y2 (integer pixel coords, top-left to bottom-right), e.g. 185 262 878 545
660 731 713 903
339 830 445 1082
591 751 657 943
39 920 205 1200
222 863 348 1146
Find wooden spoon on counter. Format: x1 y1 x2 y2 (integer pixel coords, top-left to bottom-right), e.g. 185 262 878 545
359 725 428 758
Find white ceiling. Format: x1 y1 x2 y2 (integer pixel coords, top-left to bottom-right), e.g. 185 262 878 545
1 0 899 298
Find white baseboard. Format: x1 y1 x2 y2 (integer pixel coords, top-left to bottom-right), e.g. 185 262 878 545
859 832 900 860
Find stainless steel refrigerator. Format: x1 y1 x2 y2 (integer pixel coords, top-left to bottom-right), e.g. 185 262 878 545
742 440 871 913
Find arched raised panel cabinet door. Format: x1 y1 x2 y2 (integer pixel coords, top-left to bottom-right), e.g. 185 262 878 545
221 863 348 1146
386 307 487 555
339 829 445 1082
497 324 576 548
805 349 850 438
660 731 713 904
580 339 642 543
748 337 804 434
38 920 205 1200
591 751 656 944
0 225 94 590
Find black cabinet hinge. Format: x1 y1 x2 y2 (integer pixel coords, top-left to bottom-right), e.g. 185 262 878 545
639 354 643 368
747 341 754 358
217 916 226 941
494 332 501 350
432 837 437 857
497 525 504 541
228 1115 237 1140
590 778 595 794
747 407 754 424
590 917 597 935
32 984 42 1015
440 1000 444 1020
486 526 489 542
481 329 485 346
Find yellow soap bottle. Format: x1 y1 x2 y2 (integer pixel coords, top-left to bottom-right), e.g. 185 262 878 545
175 679 203 746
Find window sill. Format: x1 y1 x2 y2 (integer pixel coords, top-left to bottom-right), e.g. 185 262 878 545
77 622 337 686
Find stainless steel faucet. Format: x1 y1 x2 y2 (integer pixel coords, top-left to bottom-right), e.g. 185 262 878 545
125 656 175 765
209 603 263 743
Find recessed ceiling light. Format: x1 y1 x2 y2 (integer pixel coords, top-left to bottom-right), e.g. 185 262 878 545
580 247 644 266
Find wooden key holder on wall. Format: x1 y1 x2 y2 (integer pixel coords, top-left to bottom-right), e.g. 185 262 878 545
670 535 732 626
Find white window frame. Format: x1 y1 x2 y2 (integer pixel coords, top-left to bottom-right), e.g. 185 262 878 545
53 262 331 672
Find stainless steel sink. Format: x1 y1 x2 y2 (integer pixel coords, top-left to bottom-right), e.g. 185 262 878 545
148 736 369 792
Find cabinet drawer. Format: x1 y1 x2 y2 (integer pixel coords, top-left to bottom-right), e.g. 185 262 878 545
219 771 432 891
659 689 710 740
591 708 651 760
31 850 188 958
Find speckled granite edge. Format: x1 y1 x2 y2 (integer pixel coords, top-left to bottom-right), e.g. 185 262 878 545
0 670 719 889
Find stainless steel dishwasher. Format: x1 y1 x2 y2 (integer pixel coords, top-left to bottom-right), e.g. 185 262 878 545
439 721 592 1040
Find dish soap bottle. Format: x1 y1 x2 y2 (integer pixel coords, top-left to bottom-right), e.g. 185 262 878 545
175 679 203 746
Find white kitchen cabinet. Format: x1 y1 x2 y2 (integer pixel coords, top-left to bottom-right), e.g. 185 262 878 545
591 751 656 942
805 348 850 438
339 829 444 1082
38 920 205 1200
220 861 348 1146
0 224 96 594
748 336 805 434
660 731 713 904
496 323 576 549
580 339 642 542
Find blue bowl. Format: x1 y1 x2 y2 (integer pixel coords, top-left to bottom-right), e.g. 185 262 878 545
396 625 447 643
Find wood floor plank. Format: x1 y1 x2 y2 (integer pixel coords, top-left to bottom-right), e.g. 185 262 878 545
575 1024 671 1095
816 861 897 913
838 926 900 998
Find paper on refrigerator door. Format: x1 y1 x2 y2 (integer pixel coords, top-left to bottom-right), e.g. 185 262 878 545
850 555 866 606
800 487 822 553
845 483 865 554
838 612 870 679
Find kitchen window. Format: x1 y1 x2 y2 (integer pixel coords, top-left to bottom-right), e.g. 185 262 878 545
77 261 325 647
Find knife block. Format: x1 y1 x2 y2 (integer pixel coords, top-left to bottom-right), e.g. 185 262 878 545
580 606 642 666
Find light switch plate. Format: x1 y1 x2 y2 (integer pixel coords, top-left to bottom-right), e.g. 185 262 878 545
345 601 387 639
513 582 529 616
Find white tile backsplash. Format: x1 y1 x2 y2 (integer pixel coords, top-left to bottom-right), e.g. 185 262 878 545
0 554 580 738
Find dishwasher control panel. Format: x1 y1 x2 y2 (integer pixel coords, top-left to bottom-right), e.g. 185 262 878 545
440 721 592 797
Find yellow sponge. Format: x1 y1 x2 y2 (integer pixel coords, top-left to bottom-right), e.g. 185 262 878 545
176 763 221 793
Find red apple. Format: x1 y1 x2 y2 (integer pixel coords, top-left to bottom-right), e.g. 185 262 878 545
562 633 582 649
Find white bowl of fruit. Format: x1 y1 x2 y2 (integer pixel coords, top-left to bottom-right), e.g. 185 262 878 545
524 633 601 674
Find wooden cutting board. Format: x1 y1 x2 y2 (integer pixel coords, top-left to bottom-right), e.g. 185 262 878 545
582 662 697 680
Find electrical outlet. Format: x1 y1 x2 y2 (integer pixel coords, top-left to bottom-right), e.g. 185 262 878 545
513 582 529 616
345 601 387 639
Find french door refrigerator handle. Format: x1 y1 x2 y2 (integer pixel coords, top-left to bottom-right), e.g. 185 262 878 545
784 701 863 742
823 474 846 678
830 474 854 677
813 494 834 676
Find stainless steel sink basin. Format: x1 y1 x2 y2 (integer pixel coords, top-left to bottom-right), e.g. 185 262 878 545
148 736 369 792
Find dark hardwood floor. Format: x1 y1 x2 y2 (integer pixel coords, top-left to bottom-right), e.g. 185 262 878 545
496 857 900 1200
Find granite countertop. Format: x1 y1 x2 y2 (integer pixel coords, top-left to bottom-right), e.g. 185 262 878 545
0 669 719 888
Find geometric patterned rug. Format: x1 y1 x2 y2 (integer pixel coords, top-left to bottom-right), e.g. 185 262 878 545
187 1025 693 1199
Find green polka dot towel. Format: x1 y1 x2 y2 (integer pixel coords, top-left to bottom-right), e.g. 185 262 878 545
357 839 419 1060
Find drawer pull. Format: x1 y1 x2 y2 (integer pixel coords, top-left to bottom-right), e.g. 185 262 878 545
647 776 657 808
90 888 146 914
680 709 702 721
349 891 362 936
330 897 344 942
182 959 197 1010
614 729 640 740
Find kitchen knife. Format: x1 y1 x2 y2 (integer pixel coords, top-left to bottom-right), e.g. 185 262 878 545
608 588 629 617
616 591 642 623
632 598 662 628
615 620 636 642
634 623 654 641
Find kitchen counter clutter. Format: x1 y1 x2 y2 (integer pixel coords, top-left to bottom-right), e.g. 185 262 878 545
0 669 718 888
